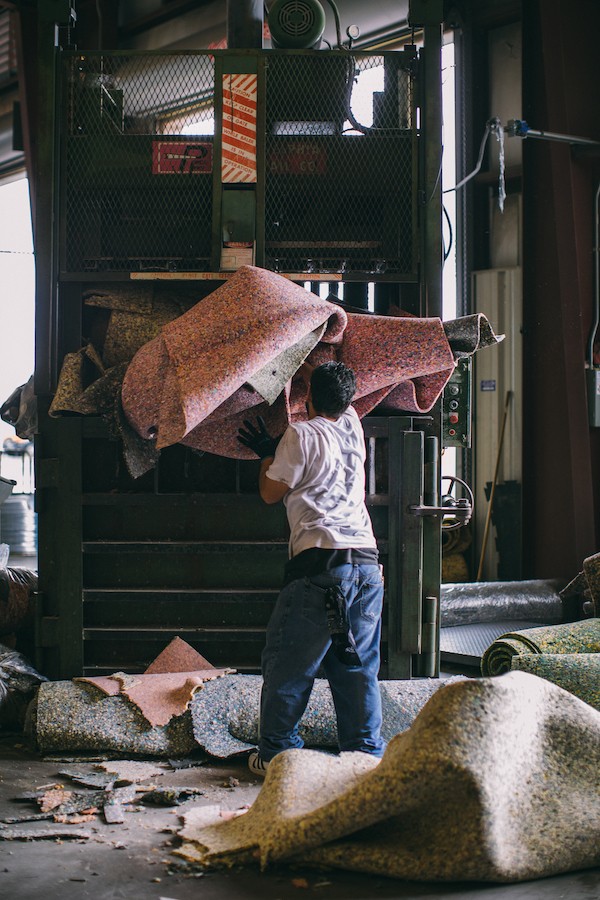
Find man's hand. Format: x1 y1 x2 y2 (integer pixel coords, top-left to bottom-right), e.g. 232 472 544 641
237 416 281 459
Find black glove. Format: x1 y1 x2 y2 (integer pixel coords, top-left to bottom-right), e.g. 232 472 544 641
237 416 281 459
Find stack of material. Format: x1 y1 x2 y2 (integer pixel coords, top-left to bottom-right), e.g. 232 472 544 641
120 265 502 466
439 580 568 667
176 672 600 882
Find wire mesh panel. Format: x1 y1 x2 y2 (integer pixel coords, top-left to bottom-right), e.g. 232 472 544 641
60 49 418 277
63 53 216 273
264 51 417 277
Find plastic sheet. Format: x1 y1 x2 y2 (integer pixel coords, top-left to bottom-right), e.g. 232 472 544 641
0 644 46 728
441 579 564 627
0 567 38 637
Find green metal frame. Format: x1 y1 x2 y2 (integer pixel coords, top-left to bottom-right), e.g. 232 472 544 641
33 16 444 680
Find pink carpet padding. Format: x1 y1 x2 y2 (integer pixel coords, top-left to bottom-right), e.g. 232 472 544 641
121 266 456 459
76 638 234 728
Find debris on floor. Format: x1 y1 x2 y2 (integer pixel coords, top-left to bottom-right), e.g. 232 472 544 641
0 826 92 841
0 752 226 845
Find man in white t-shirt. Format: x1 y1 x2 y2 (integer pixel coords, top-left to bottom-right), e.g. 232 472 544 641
238 361 385 777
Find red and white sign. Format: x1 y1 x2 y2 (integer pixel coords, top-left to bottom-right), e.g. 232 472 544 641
222 73 257 183
152 141 213 175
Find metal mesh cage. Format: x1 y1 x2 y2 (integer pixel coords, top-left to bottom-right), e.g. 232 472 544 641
63 53 216 273
60 49 417 277
264 51 416 276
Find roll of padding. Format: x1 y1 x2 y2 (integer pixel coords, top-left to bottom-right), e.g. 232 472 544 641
511 653 600 710
441 579 564 627
34 680 197 757
481 618 600 676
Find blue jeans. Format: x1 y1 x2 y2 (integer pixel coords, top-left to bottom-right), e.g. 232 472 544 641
258 563 386 761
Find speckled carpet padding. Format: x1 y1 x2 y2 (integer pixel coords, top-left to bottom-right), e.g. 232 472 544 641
32 674 464 759
121 266 501 459
189 674 466 758
176 672 600 882
480 617 600 675
34 679 198 757
510 653 600 710
74 637 234 728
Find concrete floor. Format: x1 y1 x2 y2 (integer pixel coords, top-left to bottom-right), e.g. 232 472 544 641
1 732 599 900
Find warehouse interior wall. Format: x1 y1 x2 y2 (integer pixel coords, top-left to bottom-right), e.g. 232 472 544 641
521 0 600 579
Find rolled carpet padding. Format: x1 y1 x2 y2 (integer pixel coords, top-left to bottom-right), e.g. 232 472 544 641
481 617 600 675
510 653 600 710
32 674 466 759
176 672 600 882
189 674 467 758
33 680 198 757
440 579 564 628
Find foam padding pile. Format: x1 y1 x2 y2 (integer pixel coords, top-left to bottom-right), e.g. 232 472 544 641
176 672 600 882
480 617 600 675
121 265 477 459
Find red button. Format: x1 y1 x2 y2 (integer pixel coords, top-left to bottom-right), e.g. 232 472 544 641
449 413 459 424
448 428 456 436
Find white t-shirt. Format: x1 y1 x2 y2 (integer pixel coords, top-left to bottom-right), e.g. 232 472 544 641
266 406 377 558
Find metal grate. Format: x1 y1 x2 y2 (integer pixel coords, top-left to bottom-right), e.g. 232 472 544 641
439 620 542 665
60 49 418 276
264 51 416 276
63 53 216 273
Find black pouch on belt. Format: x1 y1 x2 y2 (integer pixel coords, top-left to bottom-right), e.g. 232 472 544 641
324 585 361 667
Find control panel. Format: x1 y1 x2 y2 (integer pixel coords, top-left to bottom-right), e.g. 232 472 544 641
442 358 471 448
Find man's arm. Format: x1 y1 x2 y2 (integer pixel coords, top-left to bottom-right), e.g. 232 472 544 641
259 458 290 504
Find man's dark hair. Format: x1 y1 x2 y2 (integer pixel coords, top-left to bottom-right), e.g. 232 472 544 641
310 362 356 418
